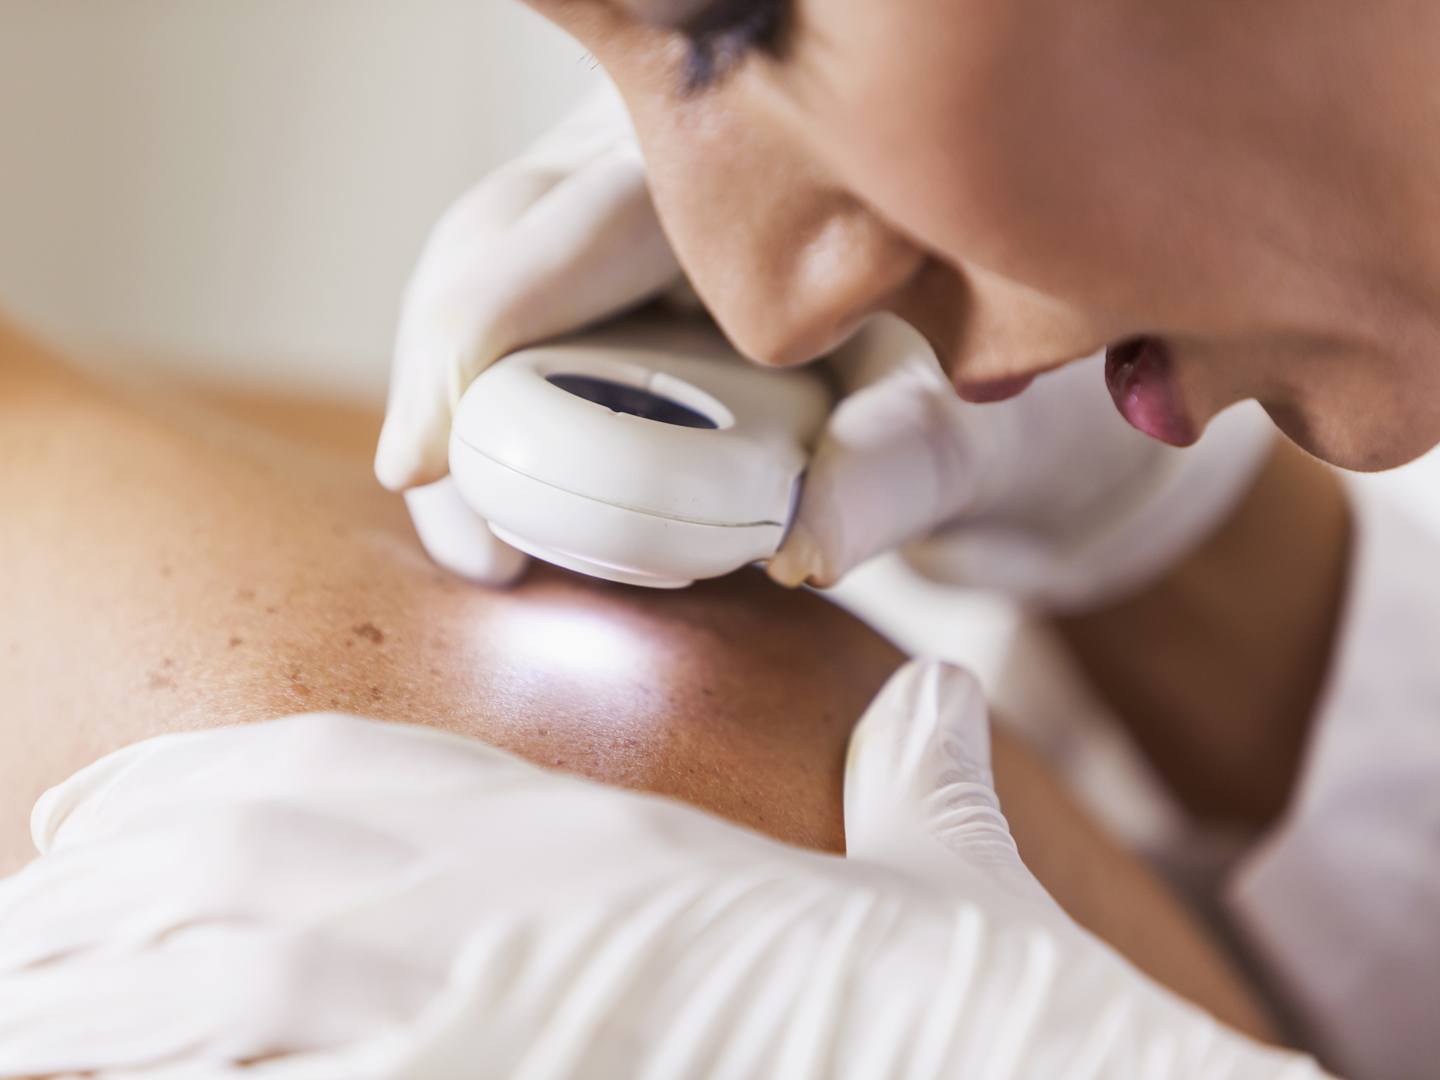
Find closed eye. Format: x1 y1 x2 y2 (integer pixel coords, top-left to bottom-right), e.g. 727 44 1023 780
678 0 790 92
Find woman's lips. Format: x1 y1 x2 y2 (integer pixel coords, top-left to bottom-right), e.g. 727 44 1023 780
1104 338 1198 447
956 374 1035 403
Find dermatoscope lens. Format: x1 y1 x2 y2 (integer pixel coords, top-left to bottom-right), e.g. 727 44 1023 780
546 374 718 430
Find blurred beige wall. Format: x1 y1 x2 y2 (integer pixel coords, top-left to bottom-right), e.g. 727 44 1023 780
0 0 601 399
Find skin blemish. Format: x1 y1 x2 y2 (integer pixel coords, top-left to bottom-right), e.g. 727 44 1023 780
237 588 256 602
288 683 311 698
353 622 385 645
147 672 174 690
370 686 383 700
265 606 279 615
228 637 243 648
160 565 173 578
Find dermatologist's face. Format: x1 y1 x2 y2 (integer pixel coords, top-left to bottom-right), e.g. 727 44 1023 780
527 0 1440 470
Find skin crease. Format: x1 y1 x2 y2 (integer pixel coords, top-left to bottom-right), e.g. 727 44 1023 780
528 0 1440 471
0 318 1281 1041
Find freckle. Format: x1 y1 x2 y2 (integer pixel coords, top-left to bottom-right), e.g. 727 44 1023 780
265 606 278 615
237 588 256 602
701 687 714 697
536 728 548 737
228 637 243 648
289 683 311 698
370 686 383 700
148 673 174 690
353 622 384 645
160 565 173 578
345 640 354 647
161 658 174 668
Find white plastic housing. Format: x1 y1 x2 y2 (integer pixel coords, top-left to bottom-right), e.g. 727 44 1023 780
449 314 833 588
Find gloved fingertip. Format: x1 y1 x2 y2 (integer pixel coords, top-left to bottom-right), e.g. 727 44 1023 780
374 423 449 494
404 478 531 587
767 523 827 589
844 660 1003 865
476 538 531 588
848 660 987 785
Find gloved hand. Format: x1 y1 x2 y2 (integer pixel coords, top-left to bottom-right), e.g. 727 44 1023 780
0 664 1329 1078
374 80 682 584
768 315 1276 610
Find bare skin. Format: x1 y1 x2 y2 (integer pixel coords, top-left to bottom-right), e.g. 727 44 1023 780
0 316 1279 1041
1056 439 1352 828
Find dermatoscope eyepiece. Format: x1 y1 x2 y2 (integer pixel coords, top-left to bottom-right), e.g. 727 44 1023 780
544 374 719 430
449 311 832 588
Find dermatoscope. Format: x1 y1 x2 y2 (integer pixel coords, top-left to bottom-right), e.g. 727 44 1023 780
449 311 833 588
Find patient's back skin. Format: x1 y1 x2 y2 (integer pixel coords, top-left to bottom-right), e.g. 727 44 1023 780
0 319 1278 1040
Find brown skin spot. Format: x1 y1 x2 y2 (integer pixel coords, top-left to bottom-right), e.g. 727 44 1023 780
147 673 174 691
236 588 256 602
228 637 243 648
160 565 173 578
369 686 383 700
353 622 384 645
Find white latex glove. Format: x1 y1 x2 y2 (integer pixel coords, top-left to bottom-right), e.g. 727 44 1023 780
770 316 1276 611
0 665 1329 1078
375 79 682 585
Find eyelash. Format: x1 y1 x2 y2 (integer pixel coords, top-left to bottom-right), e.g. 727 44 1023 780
679 0 789 92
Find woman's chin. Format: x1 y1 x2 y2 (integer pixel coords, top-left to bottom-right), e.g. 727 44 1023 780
1260 398 1440 473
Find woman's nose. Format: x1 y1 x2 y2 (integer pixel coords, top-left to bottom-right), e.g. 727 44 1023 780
694 189 930 367
630 86 929 368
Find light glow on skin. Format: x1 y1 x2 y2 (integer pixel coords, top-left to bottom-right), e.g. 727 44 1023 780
496 606 653 682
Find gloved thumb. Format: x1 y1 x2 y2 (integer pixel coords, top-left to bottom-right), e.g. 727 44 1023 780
845 660 1014 864
403 477 529 586
768 317 987 588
